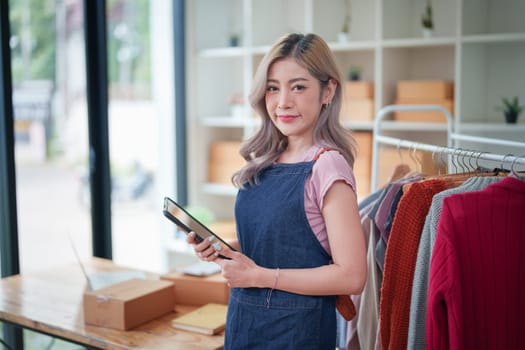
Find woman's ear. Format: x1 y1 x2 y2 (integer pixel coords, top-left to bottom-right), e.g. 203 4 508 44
322 78 338 104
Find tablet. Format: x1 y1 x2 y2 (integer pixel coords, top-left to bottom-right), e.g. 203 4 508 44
162 197 236 255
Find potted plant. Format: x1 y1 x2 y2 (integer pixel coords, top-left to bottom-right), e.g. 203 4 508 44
495 96 524 124
421 0 434 38
348 66 363 81
229 32 240 47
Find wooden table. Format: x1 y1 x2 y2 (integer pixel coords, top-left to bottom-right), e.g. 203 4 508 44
0 257 224 349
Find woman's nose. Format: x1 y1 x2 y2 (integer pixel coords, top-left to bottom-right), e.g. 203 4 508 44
278 91 291 109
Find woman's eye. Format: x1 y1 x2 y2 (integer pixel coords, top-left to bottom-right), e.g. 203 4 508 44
293 85 306 91
266 85 278 92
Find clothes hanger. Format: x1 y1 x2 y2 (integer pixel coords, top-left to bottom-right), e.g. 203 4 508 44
438 146 449 175
464 150 473 173
432 148 441 176
385 142 413 184
410 144 423 174
499 154 515 174
428 148 495 187
510 155 525 179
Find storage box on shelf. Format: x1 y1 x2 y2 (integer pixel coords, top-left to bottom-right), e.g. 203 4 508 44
207 141 245 184
393 80 454 122
396 80 453 100
342 81 375 122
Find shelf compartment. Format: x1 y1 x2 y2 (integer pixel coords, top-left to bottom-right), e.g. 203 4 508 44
460 41 525 124
382 46 455 108
312 0 376 42
193 0 243 50
383 0 457 40
462 0 525 36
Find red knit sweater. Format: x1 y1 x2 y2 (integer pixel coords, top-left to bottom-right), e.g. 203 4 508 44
427 176 525 350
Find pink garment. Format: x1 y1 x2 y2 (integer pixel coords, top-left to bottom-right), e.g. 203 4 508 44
300 146 357 255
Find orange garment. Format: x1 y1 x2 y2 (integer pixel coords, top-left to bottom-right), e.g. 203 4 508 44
379 178 448 350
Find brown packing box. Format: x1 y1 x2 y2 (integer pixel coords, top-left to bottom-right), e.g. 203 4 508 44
341 99 375 122
207 141 245 183
83 278 175 331
396 80 453 99
161 271 230 306
393 98 454 122
344 81 374 99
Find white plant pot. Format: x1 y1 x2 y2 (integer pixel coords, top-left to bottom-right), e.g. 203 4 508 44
338 32 350 43
422 28 433 38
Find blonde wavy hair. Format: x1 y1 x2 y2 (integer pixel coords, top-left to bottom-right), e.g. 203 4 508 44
232 33 357 188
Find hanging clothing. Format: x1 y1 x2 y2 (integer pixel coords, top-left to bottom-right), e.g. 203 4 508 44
379 178 449 350
337 190 382 350
427 176 525 349
374 176 423 275
408 176 503 350
352 202 383 350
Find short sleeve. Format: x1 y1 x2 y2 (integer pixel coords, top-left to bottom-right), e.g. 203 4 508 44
309 150 356 211
304 150 356 255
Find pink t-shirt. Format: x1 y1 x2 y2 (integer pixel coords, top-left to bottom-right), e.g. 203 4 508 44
301 146 357 256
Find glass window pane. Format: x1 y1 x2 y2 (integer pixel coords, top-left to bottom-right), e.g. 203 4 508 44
107 0 176 272
10 0 91 347
12 0 91 275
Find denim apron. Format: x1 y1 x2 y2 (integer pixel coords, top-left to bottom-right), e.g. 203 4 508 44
225 160 336 350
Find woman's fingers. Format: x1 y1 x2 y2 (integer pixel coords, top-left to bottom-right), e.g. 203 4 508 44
187 232 221 261
186 231 198 244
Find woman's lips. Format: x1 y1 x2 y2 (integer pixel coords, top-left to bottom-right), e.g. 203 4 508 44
278 114 297 122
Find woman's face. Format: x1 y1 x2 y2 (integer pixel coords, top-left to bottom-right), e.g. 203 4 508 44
265 57 333 143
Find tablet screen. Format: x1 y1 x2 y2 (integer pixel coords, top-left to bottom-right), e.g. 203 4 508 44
163 197 236 252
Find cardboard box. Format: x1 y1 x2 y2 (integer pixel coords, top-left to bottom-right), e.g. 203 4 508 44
83 278 175 331
161 271 230 306
393 98 454 122
344 81 374 99
342 99 375 122
396 80 453 99
207 141 245 183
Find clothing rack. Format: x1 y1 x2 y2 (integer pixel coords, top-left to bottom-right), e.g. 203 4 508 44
371 105 525 191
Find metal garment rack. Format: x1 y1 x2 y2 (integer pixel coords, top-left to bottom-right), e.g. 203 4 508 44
371 105 525 191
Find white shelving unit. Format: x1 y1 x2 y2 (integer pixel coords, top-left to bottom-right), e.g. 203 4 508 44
185 0 525 220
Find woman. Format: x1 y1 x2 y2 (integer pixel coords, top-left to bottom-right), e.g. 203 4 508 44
188 32 367 349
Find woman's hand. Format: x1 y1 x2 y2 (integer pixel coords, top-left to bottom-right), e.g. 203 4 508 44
187 232 268 288
215 248 264 288
186 231 222 262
